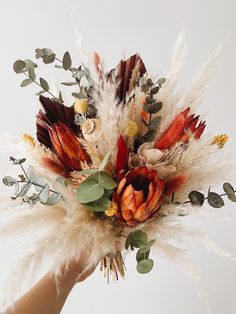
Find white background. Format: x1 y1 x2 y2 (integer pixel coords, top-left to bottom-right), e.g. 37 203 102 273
0 0 236 313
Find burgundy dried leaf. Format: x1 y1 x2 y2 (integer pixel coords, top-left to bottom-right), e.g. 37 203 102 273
36 96 77 147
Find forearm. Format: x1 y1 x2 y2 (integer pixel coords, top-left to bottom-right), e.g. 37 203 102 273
5 269 76 314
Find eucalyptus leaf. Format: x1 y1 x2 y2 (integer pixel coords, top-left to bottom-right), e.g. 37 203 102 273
98 152 111 172
137 259 154 274
83 196 110 212
208 192 224 208
149 116 162 129
189 191 205 206
26 166 35 180
150 86 160 95
141 130 156 142
138 240 156 254
131 230 148 247
143 102 162 114
44 192 62 205
2 176 15 186
158 77 166 86
33 175 45 192
14 181 20 194
89 171 117 190
20 79 33 87
43 53 56 64
136 249 150 262
55 65 64 69
28 68 36 81
61 82 78 86
40 77 49 91
24 59 37 70
36 90 46 96
38 184 49 203
72 92 80 98
76 178 104 203
223 182 236 202
63 51 72 70
13 60 26 73
19 182 32 196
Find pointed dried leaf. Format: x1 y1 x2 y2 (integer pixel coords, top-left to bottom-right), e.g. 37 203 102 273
20 79 33 87
63 51 72 70
40 77 49 91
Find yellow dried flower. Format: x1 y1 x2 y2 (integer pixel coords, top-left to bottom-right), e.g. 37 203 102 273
105 201 118 217
125 120 138 137
74 98 89 114
23 133 35 147
212 134 229 148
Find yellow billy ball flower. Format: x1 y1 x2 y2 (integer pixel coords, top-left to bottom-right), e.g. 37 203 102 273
105 201 118 217
23 133 35 147
74 98 89 114
212 134 229 148
125 120 138 137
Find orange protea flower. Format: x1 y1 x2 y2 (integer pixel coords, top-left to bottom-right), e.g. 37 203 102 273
48 121 90 172
155 107 206 150
113 166 165 227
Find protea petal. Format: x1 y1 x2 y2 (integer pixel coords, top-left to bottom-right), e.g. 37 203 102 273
133 190 144 208
122 209 134 221
133 202 148 221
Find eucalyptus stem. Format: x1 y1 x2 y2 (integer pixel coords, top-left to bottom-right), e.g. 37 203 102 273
23 72 57 99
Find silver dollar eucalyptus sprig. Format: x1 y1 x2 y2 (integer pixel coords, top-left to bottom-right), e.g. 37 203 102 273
2 157 62 208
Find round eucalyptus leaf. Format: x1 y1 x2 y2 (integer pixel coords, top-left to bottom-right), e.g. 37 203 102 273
2 176 15 186
26 165 35 180
13 60 26 73
189 191 205 206
90 171 117 190
136 249 150 262
63 51 72 70
83 196 110 212
223 182 236 202
20 79 33 87
137 259 154 274
208 192 224 208
138 240 156 254
131 230 148 247
76 178 104 203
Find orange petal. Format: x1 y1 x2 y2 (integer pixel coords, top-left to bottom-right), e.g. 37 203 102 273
146 182 154 203
133 202 147 221
116 178 126 196
122 209 134 221
120 185 134 211
133 190 144 208
147 180 165 212
126 220 138 227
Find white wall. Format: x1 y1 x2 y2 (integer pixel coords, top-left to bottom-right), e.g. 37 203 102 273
0 0 236 313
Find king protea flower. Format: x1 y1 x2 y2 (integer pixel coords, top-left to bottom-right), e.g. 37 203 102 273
155 107 206 150
45 122 90 174
113 166 165 227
